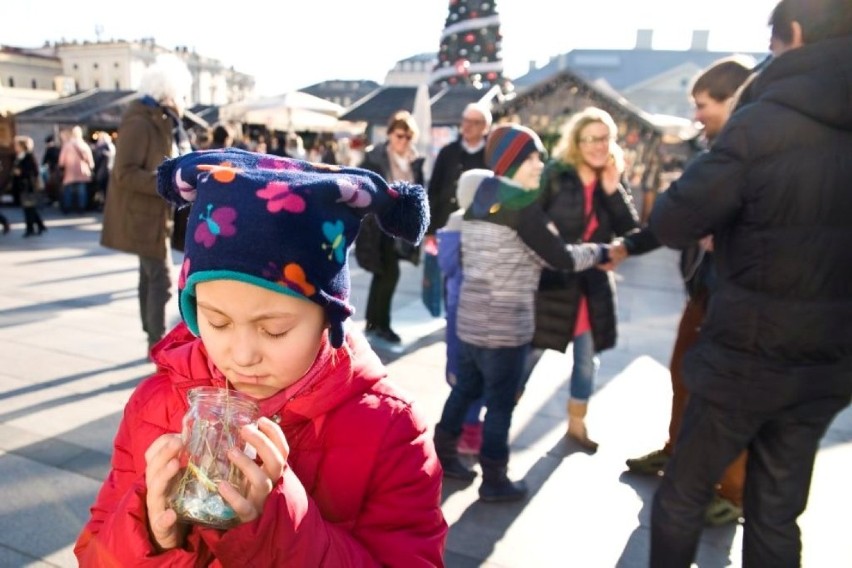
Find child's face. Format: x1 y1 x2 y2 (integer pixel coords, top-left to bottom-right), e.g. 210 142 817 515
511 152 544 190
195 279 327 399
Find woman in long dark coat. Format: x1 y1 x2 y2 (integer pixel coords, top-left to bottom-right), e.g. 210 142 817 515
529 107 639 451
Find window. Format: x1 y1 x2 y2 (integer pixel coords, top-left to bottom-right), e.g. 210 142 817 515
94 80 100 88
31 79 37 89
93 62 99 69
8 77 14 88
115 80 121 89
73 63 78 70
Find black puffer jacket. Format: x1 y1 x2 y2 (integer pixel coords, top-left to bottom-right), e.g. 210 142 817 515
533 161 639 353
648 36 852 413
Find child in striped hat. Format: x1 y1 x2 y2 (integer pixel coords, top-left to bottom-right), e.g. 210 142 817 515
433 123 610 502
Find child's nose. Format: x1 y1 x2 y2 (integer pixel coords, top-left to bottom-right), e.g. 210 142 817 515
231 328 262 367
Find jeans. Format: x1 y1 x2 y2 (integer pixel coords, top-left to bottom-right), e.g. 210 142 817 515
522 331 599 402
61 182 88 212
569 331 598 401
650 393 849 567
438 341 529 461
139 255 172 350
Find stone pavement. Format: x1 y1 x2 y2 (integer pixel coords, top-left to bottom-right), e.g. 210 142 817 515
0 207 849 567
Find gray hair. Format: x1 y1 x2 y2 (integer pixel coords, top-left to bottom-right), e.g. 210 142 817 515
463 102 493 129
138 53 192 104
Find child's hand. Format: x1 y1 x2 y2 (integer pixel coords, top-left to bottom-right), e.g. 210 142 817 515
144 434 187 551
219 417 290 524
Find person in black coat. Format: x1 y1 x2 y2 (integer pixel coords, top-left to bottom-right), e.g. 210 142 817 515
425 102 491 245
12 136 46 237
355 110 425 344
647 1 852 564
526 107 639 452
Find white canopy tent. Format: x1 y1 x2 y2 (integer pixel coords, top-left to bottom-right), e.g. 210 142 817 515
220 91 362 134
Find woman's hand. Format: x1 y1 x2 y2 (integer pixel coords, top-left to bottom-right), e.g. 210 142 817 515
144 434 188 552
600 155 620 195
218 417 290 524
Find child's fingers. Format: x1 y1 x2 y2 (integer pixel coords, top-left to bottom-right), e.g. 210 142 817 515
240 422 287 482
144 434 183 468
144 435 183 500
218 479 260 523
257 417 290 459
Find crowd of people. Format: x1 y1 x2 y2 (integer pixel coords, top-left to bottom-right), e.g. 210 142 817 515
32 0 850 565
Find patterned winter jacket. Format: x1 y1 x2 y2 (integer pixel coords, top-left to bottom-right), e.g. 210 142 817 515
455 170 605 348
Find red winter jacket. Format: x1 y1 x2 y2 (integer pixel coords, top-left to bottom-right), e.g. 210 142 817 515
75 323 447 566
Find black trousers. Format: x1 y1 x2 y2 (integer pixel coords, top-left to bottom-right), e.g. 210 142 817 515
23 205 45 234
365 234 400 330
650 392 849 567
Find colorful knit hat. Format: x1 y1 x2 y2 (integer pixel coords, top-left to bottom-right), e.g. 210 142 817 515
157 148 429 348
485 124 546 178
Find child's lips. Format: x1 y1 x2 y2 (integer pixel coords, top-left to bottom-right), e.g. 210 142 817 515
233 372 266 384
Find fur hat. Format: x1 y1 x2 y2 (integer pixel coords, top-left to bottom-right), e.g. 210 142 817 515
157 148 429 348
485 124 546 178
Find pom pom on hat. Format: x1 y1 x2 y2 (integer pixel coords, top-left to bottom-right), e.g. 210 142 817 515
157 148 429 348
485 124 546 179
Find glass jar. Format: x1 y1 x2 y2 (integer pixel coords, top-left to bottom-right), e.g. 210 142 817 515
168 387 260 529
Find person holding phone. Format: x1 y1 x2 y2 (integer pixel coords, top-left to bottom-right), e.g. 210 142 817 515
523 107 640 452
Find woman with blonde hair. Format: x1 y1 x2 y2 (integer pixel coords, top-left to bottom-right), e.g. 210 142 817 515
526 106 639 451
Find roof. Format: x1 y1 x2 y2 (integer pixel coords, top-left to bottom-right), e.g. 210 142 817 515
513 48 768 91
340 86 419 124
0 45 60 62
189 104 220 125
340 85 497 127
429 86 496 125
495 67 659 134
16 89 208 129
15 89 138 125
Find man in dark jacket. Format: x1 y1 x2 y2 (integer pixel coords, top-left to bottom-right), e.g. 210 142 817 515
647 1 852 565
425 102 491 243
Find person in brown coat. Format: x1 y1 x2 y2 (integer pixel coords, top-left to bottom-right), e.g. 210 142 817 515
100 54 193 357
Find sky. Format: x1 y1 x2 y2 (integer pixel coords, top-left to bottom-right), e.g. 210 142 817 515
3 0 780 97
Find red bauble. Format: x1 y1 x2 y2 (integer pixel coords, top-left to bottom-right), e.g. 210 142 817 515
464 33 475 43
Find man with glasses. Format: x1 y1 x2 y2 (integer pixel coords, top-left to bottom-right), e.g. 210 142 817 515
425 102 492 246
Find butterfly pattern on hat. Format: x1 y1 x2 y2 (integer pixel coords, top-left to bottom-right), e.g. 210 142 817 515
195 203 237 248
158 147 429 348
321 220 346 263
257 181 306 213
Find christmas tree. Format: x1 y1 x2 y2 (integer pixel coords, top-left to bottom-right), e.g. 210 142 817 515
430 0 506 90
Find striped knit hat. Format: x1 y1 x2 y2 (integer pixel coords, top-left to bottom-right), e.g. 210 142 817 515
485 124 546 178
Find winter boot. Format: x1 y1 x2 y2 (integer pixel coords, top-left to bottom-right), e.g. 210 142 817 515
567 399 598 453
433 426 477 481
478 456 528 502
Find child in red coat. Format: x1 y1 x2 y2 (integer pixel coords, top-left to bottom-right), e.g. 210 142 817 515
75 148 446 566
